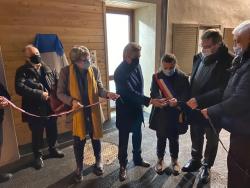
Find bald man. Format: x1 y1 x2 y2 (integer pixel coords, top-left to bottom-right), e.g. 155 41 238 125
201 20 250 188
15 45 64 170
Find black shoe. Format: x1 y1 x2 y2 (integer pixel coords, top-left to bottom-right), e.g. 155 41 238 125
182 159 201 172
134 160 150 168
199 165 211 184
34 157 44 170
49 148 65 158
0 173 13 183
119 166 127 182
73 172 83 183
93 159 104 176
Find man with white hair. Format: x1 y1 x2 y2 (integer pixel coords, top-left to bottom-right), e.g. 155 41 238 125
114 42 167 181
201 20 250 187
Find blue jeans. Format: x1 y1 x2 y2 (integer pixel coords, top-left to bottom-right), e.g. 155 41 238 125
118 120 143 167
73 135 101 173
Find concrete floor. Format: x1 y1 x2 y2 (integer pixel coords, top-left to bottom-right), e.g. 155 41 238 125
0 116 230 188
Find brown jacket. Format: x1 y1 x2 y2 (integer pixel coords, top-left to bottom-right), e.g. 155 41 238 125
57 64 107 127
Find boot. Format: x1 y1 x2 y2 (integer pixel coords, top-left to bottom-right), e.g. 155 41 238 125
93 158 104 176
171 158 181 176
154 158 165 174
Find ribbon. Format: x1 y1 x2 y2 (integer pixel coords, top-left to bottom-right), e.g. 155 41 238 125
0 96 109 118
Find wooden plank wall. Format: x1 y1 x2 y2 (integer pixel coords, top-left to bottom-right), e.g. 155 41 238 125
0 0 109 146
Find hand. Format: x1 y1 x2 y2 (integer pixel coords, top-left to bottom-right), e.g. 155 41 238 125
169 98 178 107
72 100 83 111
201 108 209 119
186 98 198 109
107 92 120 101
42 92 49 101
0 96 8 108
150 98 168 108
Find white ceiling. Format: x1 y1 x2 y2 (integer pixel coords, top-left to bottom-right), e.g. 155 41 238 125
105 0 155 9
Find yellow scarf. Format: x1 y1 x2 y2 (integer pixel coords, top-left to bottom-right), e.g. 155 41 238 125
69 64 103 140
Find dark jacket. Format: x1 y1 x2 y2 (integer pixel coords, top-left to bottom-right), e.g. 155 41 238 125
190 44 234 109
149 70 190 138
208 48 250 135
114 61 151 131
15 62 57 122
0 83 10 122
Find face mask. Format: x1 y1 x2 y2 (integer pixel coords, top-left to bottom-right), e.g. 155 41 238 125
30 54 42 64
233 46 243 56
76 59 91 70
162 68 176 77
132 57 139 65
201 48 212 58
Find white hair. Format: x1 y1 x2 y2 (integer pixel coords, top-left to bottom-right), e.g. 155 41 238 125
232 20 250 36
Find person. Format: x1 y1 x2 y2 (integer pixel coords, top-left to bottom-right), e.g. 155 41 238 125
182 29 234 184
57 45 119 182
0 84 12 183
15 45 64 170
149 53 190 175
201 20 250 188
114 42 167 181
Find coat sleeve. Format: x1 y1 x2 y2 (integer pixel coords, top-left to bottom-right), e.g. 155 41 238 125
177 75 191 102
57 67 73 106
208 67 250 118
114 69 151 107
15 68 43 100
93 66 108 98
150 75 162 99
0 82 10 100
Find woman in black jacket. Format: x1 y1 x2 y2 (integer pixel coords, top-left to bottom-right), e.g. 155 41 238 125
149 53 190 175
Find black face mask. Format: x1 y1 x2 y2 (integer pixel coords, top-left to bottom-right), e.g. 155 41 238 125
30 55 42 64
132 57 139 65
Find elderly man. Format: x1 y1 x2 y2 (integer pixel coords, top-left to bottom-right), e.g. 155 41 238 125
57 45 119 182
201 20 250 188
0 84 12 182
114 42 167 181
15 45 64 170
182 29 234 184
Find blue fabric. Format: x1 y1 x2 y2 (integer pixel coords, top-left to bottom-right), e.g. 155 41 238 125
33 34 64 56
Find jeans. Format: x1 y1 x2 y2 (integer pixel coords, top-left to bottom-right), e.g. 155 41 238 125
157 136 179 159
190 123 221 167
118 119 143 167
28 118 57 158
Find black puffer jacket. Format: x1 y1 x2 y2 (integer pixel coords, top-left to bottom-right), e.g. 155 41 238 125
15 62 57 122
0 83 10 122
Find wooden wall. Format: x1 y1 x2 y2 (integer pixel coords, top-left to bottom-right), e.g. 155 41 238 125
0 0 109 146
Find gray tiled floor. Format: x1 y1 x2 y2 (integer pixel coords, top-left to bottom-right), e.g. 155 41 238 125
0 118 230 188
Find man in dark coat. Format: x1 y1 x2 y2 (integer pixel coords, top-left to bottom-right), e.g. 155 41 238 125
114 42 166 181
201 20 250 188
0 83 12 182
15 45 64 170
182 29 234 184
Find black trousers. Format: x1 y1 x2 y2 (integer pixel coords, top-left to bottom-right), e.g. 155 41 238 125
157 135 179 159
190 123 221 167
28 118 57 158
118 119 143 167
73 135 101 173
227 134 250 188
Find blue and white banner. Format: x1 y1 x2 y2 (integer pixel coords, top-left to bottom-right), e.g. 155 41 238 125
33 34 68 74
